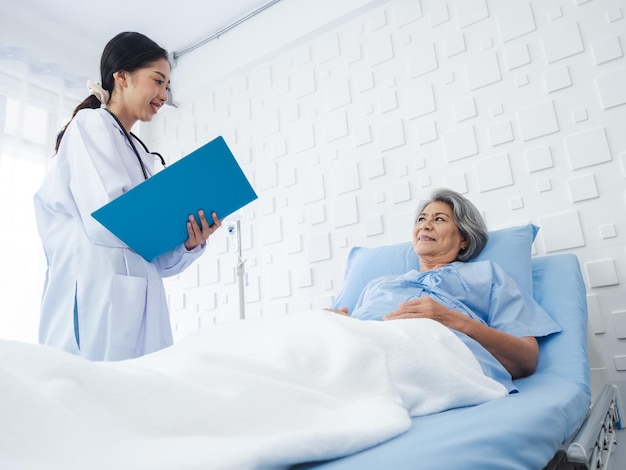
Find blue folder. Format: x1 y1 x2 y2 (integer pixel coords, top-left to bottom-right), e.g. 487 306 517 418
91 136 257 261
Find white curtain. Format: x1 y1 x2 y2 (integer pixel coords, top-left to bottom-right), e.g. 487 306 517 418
0 47 83 343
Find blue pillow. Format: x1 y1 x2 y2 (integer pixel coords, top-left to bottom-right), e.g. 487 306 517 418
332 224 539 312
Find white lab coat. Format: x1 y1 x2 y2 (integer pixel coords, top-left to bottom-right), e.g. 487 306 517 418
34 108 204 361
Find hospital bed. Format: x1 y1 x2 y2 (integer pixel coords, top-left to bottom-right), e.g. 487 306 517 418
295 224 622 470
1 225 621 470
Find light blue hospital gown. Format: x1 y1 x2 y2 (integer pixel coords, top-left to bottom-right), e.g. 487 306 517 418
350 260 561 393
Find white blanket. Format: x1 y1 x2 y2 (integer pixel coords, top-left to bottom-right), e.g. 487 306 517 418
0 310 507 470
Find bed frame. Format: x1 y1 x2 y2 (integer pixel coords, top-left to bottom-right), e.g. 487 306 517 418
548 383 622 470
295 254 623 470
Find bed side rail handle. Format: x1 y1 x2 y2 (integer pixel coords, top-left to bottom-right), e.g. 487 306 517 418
566 384 621 469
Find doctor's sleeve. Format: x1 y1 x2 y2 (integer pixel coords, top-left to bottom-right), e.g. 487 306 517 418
153 242 206 277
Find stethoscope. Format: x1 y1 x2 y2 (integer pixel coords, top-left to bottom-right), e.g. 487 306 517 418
105 109 166 180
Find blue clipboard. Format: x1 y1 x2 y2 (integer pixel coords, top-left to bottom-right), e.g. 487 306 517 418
91 136 257 261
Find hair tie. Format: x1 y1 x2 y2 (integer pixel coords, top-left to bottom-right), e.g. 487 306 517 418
87 80 110 106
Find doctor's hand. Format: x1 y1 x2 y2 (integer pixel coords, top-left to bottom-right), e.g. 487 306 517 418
184 210 222 251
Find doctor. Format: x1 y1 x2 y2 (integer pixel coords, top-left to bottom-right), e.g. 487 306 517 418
34 32 222 361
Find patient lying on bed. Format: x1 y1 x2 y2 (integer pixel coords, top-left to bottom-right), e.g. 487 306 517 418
327 189 561 393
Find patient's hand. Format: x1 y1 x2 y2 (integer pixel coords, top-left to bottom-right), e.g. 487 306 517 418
383 297 468 332
324 307 350 316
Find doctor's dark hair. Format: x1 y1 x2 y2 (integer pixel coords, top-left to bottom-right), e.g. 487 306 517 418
415 188 488 262
55 32 168 152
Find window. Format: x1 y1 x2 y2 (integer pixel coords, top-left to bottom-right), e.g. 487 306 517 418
0 66 78 343
4 98 50 144
0 147 47 342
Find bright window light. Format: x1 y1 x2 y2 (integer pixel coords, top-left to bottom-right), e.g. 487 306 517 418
3 97 49 144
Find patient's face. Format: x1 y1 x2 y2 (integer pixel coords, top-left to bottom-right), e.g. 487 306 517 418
413 201 467 266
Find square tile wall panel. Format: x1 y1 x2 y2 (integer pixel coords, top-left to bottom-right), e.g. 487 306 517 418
150 0 626 395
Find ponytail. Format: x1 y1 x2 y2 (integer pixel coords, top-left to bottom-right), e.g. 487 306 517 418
55 94 101 152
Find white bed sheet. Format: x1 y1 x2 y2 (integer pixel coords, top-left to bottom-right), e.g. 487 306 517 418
0 310 506 470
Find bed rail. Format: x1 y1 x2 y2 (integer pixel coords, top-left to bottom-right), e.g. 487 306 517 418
565 383 622 469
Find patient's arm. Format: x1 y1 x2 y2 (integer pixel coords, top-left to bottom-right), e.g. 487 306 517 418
461 324 538 379
383 297 539 379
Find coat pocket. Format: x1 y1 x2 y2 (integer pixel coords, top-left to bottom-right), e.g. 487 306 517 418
109 274 148 355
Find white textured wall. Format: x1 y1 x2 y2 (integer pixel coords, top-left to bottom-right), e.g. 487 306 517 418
148 0 626 399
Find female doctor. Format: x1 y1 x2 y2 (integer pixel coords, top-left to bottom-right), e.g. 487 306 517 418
34 32 222 361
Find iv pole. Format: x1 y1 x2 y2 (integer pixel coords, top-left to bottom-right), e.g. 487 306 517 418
229 219 246 320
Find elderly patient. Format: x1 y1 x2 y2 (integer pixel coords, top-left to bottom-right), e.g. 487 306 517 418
328 188 560 393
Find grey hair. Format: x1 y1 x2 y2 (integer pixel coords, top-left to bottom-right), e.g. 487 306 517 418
415 189 488 262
